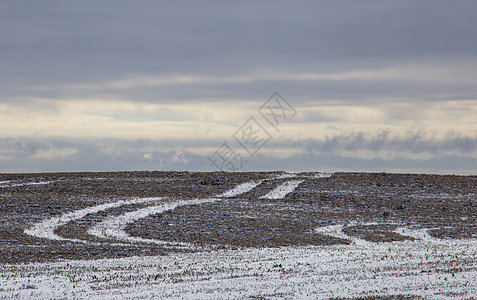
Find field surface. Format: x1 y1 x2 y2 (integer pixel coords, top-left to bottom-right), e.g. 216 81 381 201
0 171 476 299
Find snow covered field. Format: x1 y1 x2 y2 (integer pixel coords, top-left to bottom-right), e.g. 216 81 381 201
0 171 476 299
2 225 477 299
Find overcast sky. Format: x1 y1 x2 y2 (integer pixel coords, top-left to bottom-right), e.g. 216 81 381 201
1 1 476 174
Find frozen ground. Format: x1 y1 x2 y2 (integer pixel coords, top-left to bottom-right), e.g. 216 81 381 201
1 237 477 299
0 171 476 299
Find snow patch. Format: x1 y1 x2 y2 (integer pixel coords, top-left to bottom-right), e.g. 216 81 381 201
25 180 261 245
2 239 476 299
316 223 450 247
394 226 441 243
89 180 263 246
260 180 304 200
88 198 217 247
0 181 54 187
314 172 333 178
24 197 164 243
274 173 298 179
217 180 262 198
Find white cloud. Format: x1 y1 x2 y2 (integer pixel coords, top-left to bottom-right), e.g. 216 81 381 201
142 153 153 161
31 147 78 160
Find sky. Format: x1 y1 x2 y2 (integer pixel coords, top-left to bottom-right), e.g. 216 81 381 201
1 0 476 174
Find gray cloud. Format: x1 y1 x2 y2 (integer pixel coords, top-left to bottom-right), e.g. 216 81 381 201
0 137 199 172
1 1 477 174
300 130 477 155
2 1 477 100
0 137 49 157
0 136 475 174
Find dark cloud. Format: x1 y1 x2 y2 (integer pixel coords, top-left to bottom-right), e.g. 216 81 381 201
0 137 49 157
300 130 477 155
2 1 477 92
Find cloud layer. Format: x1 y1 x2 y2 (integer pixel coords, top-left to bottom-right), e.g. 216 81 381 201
1 1 476 174
1 134 476 174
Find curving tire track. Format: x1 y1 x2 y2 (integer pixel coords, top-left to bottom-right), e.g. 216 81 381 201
87 180 264 247
24 174 461 251
24 180 266 247
315 222 446 247
24 197 164 244
87 198 217 248
260 180 304 199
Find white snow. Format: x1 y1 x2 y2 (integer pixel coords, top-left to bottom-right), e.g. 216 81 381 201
274 173 298 179
14 176 477 298
260 180 304 200
394 226 442 243
216 180 262 198
25 180 261 245
315 223 444 248
0 181 54 188
315 223 370 247
314 172 332 178
88 180 263 246
1 233 476 299
87 198 218 248
273 172 333 179
24 197 164 243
